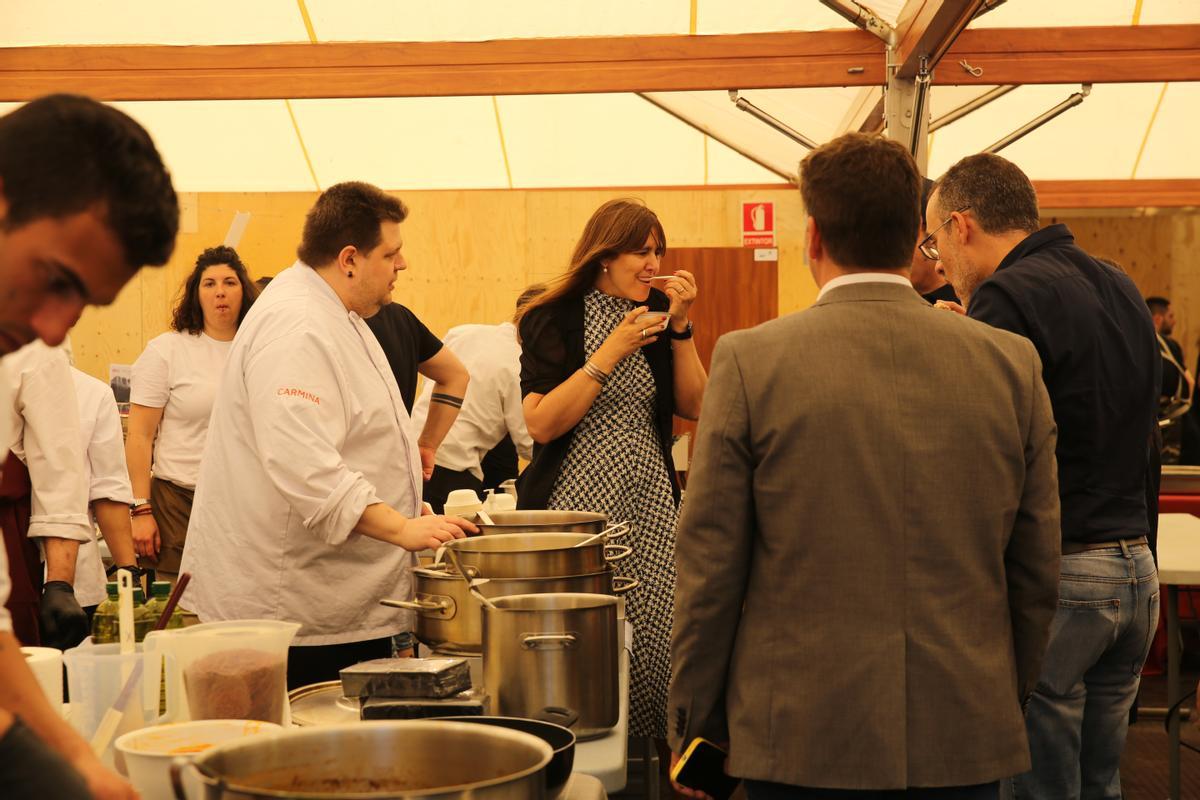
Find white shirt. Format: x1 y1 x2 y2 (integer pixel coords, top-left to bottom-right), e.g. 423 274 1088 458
5 342 91 544
410 322 533 481
131 331 232 489
72 368 135 607
816 272 914 302
181 264 422 645
0 355 14 633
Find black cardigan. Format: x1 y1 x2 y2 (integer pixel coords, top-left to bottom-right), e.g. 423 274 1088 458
516 290 680 510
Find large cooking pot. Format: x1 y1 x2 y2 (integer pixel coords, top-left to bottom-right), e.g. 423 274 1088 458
442 533 631 580
434 716 575 800
483 594 619 741
385 566 637 656
170 720 552 800
475 510 609 536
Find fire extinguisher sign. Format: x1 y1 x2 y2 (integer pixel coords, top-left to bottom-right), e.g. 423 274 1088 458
742 202 775 247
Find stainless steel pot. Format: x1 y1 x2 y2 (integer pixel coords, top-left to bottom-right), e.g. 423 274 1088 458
385 566 638 656
442 533 631 579
170 720 552 800
475 510 608 535
482 594 620 741
434 716 575 800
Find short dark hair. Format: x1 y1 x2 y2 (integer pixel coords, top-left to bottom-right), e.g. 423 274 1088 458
799 133 920 270
933 153 1040 236
0 94 179 269
1146 295 1171 316
171 245 259 334
297 182 408 267
920 177 935 229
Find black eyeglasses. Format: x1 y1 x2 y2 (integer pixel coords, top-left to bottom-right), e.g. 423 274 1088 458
918 206 971 261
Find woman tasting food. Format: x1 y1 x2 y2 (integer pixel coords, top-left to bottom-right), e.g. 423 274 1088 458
126 245 258 584
517 198 707 739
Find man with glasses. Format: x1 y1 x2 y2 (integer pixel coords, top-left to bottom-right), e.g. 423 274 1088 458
909 178 959 306
928 153 1159 800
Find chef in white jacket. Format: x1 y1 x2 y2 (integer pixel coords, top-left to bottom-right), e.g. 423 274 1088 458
182 181 475 688
70 365 138 613
4 341 93 648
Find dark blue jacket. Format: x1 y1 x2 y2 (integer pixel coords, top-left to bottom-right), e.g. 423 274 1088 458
969 224 1160 545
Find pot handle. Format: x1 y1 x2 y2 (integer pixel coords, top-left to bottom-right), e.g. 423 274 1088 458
380 596 456 618
521 633 578 650
604 544 633 563
535 706 580 728
611 576 640 594
601 521 631 540
172 757 225 800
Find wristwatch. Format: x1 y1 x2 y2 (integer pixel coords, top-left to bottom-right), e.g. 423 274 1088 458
130 498 151 511
667 321 694 340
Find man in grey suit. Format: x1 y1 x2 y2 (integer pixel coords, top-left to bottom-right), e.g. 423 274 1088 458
668 133 1062 799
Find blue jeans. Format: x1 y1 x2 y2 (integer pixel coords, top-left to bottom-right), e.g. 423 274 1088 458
1010 542 1159 800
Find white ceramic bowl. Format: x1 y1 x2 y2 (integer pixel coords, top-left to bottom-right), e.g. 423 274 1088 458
115 719 282 800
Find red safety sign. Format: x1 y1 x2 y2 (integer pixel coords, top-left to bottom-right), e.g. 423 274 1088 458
742 202 775 247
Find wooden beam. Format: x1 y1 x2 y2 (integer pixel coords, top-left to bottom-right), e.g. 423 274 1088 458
942 25 1200 85
1034 179 1200 209
893 0 986 78
0 25 1195 101
0 31 885 101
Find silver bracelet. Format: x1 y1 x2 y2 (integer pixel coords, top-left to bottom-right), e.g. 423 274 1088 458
581 361 609 386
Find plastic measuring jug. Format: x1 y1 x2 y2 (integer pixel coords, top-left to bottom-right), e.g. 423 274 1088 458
144 619 300 725
63 640 176 767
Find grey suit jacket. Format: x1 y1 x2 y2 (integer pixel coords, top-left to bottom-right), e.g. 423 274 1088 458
669 281 1061 790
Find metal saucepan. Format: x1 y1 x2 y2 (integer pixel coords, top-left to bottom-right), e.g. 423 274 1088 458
474 510 611 536
384 566 638 656
171 720 552 799
483 593 620 741
434 715 576 800
442 533 631 580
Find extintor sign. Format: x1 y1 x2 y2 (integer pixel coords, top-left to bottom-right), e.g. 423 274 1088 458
742 202 775 247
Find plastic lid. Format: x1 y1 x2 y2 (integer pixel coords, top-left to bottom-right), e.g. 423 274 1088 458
106 582 119 598
133 587 146 603
151 581 171 598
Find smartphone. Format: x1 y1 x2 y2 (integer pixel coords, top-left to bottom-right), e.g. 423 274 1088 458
671 738 741 800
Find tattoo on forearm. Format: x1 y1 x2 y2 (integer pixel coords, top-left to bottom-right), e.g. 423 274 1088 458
431 393 464 409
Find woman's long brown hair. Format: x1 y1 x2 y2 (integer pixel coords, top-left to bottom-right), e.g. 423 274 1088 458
516 198 667 330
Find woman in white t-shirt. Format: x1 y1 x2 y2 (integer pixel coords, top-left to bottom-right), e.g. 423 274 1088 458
126 246 258 583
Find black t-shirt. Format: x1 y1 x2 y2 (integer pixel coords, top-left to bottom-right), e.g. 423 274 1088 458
1162 336 1185 399
921 282 960 305
365 303 443 412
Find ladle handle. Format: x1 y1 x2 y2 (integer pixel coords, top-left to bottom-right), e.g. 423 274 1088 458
442 546 498 610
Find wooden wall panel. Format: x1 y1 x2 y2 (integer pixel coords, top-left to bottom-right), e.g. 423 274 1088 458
70 187 814 383
69 187 1200 388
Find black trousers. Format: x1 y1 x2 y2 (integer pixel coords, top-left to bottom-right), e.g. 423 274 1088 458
423 466 484 515
286 636 392 690
745 779 1000 800
0 719 92 799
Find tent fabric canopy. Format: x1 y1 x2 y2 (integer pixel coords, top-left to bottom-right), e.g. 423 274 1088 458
2 0 1197 192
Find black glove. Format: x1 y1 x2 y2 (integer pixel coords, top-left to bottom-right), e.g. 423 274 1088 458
105 563 144 581
39 581 88 650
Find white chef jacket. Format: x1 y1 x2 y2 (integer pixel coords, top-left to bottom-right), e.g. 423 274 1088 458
72 368 135 607
5 342 91 544
0 354 15 633
181 264 423 645
410 322 533 481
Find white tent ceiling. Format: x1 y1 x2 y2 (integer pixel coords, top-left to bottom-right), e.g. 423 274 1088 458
2 0 1197 192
